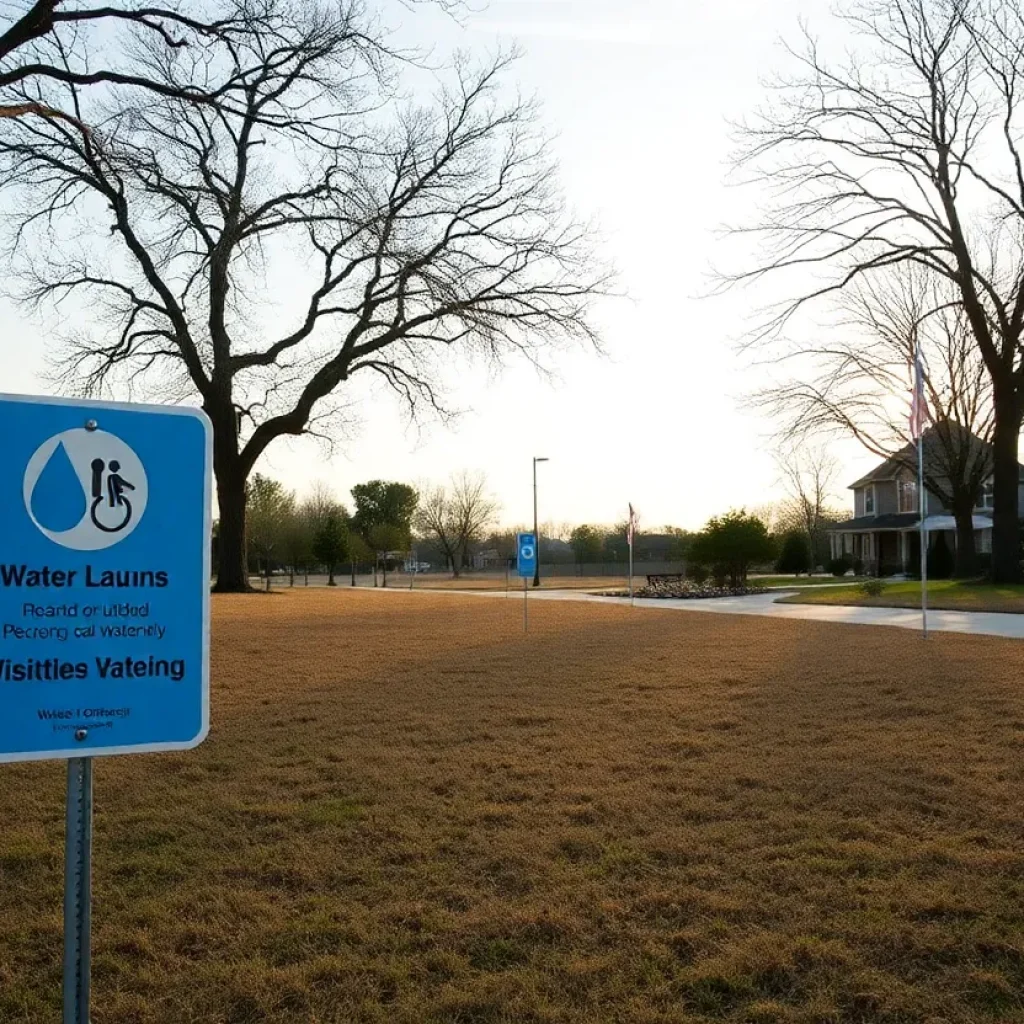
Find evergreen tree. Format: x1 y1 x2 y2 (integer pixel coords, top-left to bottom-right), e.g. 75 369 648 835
313 514 349 587
775 531 811 576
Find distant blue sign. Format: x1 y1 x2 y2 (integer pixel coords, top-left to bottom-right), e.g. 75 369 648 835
0 394 211 763
517 532 537 578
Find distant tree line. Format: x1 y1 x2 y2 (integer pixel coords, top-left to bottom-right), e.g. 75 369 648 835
224 463 848 587
227 476 416 589
565 524 692 568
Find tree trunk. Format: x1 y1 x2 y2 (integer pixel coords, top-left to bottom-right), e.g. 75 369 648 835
990 407 1022 583
951 500 978 579
382 557 388 587
328 565 336 586
211 423 251 593
350 560 356 586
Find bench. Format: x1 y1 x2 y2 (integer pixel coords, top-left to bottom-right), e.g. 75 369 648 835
646 573 685 586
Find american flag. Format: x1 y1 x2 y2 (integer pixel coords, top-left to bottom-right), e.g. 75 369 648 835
627 503 639 545
910 346 927 440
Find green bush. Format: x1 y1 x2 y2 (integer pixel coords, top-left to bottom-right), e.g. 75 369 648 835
775 531 811 575
690 510 774 587
858 578 885 597
828 556 853 576
688 563 710 584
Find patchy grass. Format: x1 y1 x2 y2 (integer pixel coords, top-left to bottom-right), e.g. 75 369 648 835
2 590 1024 1024
748 575 872 589
780 578 1024 613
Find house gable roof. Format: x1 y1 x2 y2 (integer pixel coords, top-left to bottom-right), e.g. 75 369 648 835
847 425 1024 490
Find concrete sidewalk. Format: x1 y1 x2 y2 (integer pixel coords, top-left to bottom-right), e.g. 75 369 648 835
398 586 1024 640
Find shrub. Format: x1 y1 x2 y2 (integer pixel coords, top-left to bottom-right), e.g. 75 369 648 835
828 556 853 576
858 578 885 597
775 531 811 575
688 563 710 584
690 510 774 586
852 557 865 576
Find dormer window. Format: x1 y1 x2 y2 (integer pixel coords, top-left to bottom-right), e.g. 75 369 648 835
864 484 876 515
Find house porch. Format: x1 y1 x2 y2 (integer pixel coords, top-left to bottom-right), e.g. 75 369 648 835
829 525 991 576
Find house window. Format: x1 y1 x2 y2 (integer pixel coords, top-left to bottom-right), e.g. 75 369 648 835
898 477 918 514
864 485 875 516
978 478 994 510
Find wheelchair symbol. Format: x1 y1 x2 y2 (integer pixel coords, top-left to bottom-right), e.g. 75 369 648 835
89 458 136 533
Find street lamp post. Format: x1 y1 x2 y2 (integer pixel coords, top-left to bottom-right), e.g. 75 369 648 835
532 456 549 588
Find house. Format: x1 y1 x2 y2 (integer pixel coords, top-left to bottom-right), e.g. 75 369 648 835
471 547 504 569
828 430 1024 575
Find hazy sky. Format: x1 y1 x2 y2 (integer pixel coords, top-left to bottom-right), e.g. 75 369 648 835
0 0 878 531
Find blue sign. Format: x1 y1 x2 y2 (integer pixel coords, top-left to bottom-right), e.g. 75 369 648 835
0 394 211 763
517 532 537 578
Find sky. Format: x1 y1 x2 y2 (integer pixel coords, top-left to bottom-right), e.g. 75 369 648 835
0 0 879 531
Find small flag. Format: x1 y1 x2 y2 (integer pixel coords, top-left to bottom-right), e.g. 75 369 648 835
910 347 927 440
627 503 638 545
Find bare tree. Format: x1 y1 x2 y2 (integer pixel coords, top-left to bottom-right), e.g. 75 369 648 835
759 270 993 575
0 1 239 128
0 0 466 113
415 471 499 576
300 480 344 536
776 447 843 570
728 0 1024 581
298 480 345 584
0 0 606 591
416 483 460 574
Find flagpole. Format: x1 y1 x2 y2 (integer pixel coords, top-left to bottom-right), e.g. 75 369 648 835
627 503 636 606
628 531 634 606
915 341 928 639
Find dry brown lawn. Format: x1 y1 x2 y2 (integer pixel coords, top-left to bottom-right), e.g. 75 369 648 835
2 591 1024 1024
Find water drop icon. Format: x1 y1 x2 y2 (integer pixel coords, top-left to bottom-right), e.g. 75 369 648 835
30 441 86 532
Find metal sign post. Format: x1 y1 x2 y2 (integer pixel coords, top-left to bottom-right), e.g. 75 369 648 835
517 533 537 633
63 757 93 1024
0 393 212 1023
917 417 929 639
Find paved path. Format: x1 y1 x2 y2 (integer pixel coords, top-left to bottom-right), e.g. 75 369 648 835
387 586 1024 640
